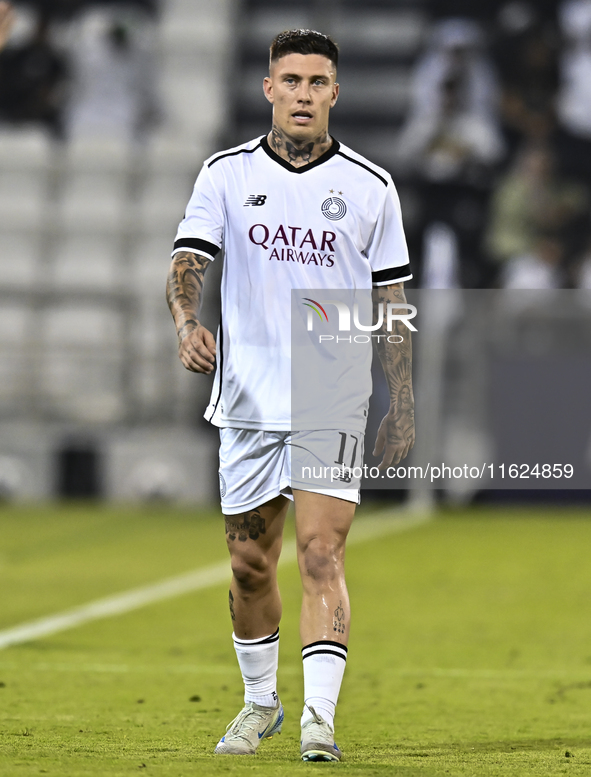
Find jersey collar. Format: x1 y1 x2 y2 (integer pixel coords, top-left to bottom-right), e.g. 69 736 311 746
260 134 340 173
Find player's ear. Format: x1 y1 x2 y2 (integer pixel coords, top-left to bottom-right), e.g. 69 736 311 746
263 76 274 104
330 82 339 108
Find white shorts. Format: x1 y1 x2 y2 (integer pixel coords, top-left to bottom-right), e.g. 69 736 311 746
218 428 364 515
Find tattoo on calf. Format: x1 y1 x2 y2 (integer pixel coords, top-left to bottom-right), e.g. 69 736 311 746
228 590 236 621
333 600 346 634
225 508 267 542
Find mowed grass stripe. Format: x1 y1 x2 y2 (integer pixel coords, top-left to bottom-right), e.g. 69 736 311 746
0 508 431 650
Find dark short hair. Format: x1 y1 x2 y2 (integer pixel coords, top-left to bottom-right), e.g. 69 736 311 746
270 29 339 69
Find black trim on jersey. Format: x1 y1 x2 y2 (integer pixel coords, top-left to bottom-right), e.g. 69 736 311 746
260 135 341 173
302 640 348 653
371 263 412 285
336 150 388 187
208 142 262 168
234 628 279 646
173 237 221 258
206 310 224 421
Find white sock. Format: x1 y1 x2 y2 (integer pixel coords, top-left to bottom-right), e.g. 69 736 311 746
301 640 348 730
232 629 279 708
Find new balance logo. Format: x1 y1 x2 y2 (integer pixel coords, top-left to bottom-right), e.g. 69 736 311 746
244 194 267 206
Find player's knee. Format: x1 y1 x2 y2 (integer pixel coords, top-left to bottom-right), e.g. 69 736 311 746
230 553 272 593
299 535 344 583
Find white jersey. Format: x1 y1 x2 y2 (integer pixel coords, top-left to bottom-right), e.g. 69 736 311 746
173 135 411 431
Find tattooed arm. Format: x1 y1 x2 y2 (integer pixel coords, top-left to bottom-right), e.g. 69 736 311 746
166 251 216 374
372 282 415 469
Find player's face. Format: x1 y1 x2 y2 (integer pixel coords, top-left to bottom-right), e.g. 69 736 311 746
263 53 339 140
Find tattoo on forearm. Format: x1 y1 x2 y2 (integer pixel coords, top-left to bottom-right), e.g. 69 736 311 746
373 283 415 446
166 251 210 342
333 600 345 634
229 590 236 621
269 124 331 168
225 508 267 542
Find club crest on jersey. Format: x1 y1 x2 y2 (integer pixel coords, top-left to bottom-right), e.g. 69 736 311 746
321 196 347 221
244 194 267 206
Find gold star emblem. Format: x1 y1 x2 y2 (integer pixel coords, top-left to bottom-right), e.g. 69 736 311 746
338 191 343 195
329 189 334 194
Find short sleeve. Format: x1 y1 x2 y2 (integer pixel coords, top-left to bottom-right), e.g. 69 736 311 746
172 162 224 261
366 179 412 286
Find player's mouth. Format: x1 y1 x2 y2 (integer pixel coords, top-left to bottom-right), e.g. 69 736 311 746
292 111 313 124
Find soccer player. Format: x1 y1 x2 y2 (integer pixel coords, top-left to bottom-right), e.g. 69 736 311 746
167 29 414 761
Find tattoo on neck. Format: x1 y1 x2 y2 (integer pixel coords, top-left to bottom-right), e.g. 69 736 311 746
287 140 314 163
270 124 330 168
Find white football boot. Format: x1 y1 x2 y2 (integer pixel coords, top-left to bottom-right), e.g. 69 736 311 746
214 700 284 755
300 705 343 762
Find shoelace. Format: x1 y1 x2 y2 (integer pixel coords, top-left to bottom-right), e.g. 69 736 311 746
303 704 333 737
227 703 269 738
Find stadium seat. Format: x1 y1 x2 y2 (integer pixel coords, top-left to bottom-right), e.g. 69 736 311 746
0 233 40 287
56 171 130 232
51 234 122 291
134 172 194 234
0 170 48 231
0 127 53 171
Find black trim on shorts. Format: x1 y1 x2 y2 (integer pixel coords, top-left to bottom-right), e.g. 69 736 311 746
173 237 221 258
371 263 412 285
260 135 341 173
208 142 262 167
336 150 389 187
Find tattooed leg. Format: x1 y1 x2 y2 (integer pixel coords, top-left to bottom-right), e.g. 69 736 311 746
293 489 355 647
226 496 289 640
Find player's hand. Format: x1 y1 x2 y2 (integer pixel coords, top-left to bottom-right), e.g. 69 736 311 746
178 324 216 373
373 408 415 471
0 2 14 51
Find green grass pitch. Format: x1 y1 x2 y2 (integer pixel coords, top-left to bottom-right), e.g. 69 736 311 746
1 502 591 776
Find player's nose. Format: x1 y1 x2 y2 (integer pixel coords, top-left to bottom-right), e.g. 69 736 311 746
296 83 312 102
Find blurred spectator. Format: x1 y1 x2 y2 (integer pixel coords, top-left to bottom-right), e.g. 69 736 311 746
402 19 500 130
494 2 560 154
555 0 591 182
0 8 68 135
397 18 504 287
501 234 565 288
485 144 589 286
16 1 159 21
66 5 158 141
0 1 15 50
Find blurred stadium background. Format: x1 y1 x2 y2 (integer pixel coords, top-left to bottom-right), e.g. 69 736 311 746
0 0 590 506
